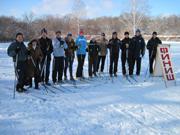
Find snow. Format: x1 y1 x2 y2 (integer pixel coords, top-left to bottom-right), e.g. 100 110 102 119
0 41 180 135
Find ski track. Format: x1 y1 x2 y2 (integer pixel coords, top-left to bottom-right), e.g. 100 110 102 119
0 42 180 135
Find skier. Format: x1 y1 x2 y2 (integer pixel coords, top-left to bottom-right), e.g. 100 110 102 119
147 31 162 74
121 32 135 76
27 38 44 90
75 29 87 78
38 28 53 86
86 36 101 78
52 30 68 84
132 29 146 76
64 33 78 81
107 32 121 77
7 33 30 92
96 33 108 73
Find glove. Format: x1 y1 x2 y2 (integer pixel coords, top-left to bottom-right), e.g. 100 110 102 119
36 57 40 63
27 49 31 55
15 47 20 53
78 42 82 46
60 41 65 45
140 54 144 58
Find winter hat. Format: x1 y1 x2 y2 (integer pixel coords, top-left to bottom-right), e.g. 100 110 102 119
79 29 84 34
67 33 72 37
56 30 61 34
41 28 47 34
101 33 105 36
152 31 157 35
16 33 23 38
124 31 129 35
136 29 141 33
112 32 117 35
91 35 96 39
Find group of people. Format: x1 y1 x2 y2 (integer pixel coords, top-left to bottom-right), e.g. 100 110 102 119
7 28 162 93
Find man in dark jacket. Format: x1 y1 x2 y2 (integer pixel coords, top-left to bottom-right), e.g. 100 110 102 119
121 32 135 76
64 33 78 81
7 33 30 92
38 28 53 86
96 33 108 73
107 32 121 77
147 31 162 74
86 36 101 78
132 29 146 76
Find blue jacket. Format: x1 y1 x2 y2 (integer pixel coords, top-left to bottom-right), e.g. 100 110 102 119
132 35 145 58
75 35 87 55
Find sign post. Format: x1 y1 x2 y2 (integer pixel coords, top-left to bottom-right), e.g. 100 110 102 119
152 44 176 88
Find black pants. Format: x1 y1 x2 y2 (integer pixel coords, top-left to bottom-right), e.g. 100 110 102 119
29 77 38 87
149 54 156 74
16 61 28 88
52 57 64 82
132 57 142 75
64 56 74 77
97 56 106 72
88 55 98 76
121 54 134 75
109 53 119 74
40 57 50 83
76 55 86 77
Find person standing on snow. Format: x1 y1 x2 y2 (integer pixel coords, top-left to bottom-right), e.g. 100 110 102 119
64 33 78 81
132 29 146 76
86 36 101 78
27 38 44 90
96 33 108 73
75 29 87 78
38 28 53 86
107 32 122 77
52 30 68 84
7 33 30 92
121 32 135 77
147 31 162 75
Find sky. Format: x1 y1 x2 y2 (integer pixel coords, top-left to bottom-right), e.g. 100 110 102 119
0 0 179 19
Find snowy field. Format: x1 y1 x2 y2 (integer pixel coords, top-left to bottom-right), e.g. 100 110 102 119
0 41 180 135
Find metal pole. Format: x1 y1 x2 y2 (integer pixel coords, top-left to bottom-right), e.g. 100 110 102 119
13 54 18 99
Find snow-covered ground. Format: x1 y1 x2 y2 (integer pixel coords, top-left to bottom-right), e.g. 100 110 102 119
0 41 180 135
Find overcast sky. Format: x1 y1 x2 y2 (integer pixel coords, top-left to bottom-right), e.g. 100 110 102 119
0 0 179 19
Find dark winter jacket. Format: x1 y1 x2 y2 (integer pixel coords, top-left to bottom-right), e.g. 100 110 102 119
132 35 145 58
27 38 44 78
107 38 121 54
38 37 53 61
7 40 29 62
64 37 78 57
121 37 135 55
96 38 108 56
147 37 162 56
86 40 101 57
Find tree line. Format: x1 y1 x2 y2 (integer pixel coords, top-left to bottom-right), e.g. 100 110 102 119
0 9 180 42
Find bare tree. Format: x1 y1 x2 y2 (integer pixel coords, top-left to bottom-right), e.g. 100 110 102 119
120 0 150 34
72 0 86 35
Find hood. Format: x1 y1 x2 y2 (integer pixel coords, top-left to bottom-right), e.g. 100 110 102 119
28 38 41 48
64 37 74 43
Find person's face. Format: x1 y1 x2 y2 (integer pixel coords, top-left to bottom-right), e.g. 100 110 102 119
153 34 157 39
16 35 23 43
56 33 61 38
92 38 96 42
42 32 47 39
136 32 140 36
68 35 72 40
101 36 105 39
125 34 129 38
113 34 117 39
80 33 84 37
32 41 37 46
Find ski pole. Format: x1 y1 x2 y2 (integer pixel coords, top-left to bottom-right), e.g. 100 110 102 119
13 53 19 99
145 49 154 77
